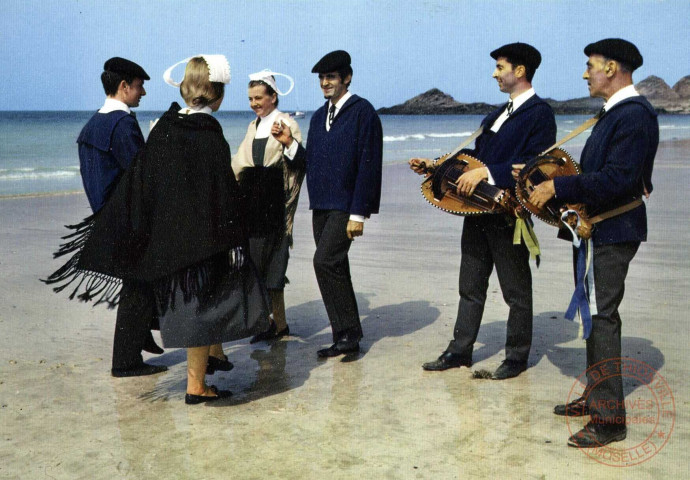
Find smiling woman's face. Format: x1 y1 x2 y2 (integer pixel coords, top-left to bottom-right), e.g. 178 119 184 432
248 84 277 117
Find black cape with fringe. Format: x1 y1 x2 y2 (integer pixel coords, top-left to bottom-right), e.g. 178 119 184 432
45 103 269 346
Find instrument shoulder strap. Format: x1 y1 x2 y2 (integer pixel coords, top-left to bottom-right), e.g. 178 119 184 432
589 198 643 224
539 115 599 156
542 112 646 224
437 126 484 162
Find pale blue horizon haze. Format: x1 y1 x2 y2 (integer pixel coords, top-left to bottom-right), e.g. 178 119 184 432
1 0 689 112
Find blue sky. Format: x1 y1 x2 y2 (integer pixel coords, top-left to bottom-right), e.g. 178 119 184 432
1 0 688 111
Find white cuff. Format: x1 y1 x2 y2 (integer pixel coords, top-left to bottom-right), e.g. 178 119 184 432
349 214 366 223
284 139 298 160
485 167 495 185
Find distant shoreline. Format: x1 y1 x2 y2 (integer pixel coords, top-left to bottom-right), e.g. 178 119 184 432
0 190 82 201
3 138 687 201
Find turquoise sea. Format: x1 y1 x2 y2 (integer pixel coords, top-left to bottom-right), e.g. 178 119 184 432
1 111 689 197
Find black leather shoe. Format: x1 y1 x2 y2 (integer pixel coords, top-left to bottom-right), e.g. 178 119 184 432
111 362 167 378
250 323 290 344
185 385 233 405
554 396 590 416
206 355 234 375
422 352 472 371
492 360 527 380
142 331 164 355
567 421 626 448
317 339 360 358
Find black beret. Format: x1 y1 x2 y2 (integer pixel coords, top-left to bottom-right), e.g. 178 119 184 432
103 57 150 80
584 38 643 71
311 50 351 74
490 42 542 71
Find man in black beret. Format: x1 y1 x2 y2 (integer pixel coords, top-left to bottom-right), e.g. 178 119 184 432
77 57 166 377
274 49 383 359
410 42 556 379
529 38 657 447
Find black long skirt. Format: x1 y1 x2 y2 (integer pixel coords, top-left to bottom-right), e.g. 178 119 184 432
155 251 270 348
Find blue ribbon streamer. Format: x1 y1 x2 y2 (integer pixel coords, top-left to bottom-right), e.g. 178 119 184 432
565 240 593 339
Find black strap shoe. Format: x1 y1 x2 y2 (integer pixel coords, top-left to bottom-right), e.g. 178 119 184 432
554 396 590 416
206 355 234 375
422 352 472 371
185 385 233 405
250 322 288 344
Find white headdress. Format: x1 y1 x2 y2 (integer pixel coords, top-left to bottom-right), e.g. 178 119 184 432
248 69 294 95
163 55 231 87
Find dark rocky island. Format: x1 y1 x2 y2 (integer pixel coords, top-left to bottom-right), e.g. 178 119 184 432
377 88 496 115
378 76 690 115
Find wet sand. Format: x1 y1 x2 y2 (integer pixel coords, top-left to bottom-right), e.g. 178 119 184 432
1 140 688 479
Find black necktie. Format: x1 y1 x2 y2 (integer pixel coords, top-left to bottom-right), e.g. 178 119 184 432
506 100 514 116
597 106 606 118
328 104 336 126
255 117 261 128
130 111 137 119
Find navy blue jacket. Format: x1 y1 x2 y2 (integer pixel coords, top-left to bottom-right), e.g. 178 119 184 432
463 95 557 189
554 96 658 245
77 111 144 213
305 94 383 217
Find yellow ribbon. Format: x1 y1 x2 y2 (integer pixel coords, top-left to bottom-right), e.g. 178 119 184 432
513 218 541 261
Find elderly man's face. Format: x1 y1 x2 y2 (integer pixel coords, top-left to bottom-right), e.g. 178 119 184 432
319 71 350 103
583 54 609 99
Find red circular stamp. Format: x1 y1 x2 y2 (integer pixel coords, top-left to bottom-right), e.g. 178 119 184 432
566 357 675 466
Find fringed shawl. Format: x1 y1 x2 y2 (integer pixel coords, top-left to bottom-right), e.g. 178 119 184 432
45 102 248 307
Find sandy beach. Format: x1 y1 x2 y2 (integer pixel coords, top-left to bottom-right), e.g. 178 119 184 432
1 140 688 479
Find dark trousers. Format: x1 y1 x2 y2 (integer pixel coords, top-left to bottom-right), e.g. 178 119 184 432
112 280 155 369
312 210 362 343
586 241 640 425
447 215 533 363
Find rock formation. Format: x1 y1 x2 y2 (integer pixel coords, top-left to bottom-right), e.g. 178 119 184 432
378 76 690 115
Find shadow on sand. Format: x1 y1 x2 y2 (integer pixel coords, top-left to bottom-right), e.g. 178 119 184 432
140 295 440 405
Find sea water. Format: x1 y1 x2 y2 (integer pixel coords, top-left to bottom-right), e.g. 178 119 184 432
1 111 689 197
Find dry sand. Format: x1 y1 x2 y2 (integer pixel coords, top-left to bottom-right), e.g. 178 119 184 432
0 141 688 479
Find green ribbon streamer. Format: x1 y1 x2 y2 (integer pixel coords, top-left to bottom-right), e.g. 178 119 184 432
513 218 541 262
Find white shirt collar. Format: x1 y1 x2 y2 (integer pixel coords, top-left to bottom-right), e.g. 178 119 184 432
510 88 535 112
604 85 639 112
329 91 352 111
255 108 282 139
490 88 537 133
178 105 213 115
98 98 131 114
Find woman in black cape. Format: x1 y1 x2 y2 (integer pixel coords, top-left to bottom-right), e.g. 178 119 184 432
46 55 269 404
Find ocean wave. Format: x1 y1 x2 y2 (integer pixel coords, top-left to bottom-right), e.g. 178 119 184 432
427 131 474 138
383 134 426 142
659 125 690 130
0 168 80 181
383 131 473 142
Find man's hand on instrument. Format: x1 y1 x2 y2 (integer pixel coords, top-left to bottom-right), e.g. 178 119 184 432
271 120 294 148
409 158 432 176
529 180 556 209
456 167 488 197
511 163 525 181
346 220 364 240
